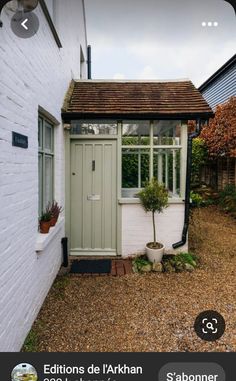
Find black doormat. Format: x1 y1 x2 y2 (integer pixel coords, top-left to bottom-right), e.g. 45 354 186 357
70 259 112 274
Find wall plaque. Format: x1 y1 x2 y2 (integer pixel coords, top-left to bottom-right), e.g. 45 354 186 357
12 132 28 149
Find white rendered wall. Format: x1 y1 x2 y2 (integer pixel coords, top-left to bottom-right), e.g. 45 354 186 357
121 202 188 257
0 1 87 351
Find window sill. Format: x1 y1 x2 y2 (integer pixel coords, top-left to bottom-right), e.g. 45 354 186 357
35 217 64 253
118 198 184 205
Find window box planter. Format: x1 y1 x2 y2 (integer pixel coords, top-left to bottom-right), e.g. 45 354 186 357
36 217 64 252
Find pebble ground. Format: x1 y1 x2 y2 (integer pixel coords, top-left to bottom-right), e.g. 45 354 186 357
28 206 236 352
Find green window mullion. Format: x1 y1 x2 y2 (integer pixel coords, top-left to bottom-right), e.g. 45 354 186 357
38 153 43 216
39 116 54 212
150 121 154 180
42 152 46 210
138 149 141 188
121 120 182 198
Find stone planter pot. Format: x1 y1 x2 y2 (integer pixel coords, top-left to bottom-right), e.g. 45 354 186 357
40 221 51 234
146 242 165 263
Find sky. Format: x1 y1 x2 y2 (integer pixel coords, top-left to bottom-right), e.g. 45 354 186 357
85 0 236 87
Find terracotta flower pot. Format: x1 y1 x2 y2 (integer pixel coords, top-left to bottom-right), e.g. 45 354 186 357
50 216 58 227
40 220 51 234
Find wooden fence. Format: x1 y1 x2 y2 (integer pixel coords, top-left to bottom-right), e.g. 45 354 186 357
201 157 236 190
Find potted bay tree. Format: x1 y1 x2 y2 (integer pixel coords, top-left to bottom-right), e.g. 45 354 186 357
138 178 169 263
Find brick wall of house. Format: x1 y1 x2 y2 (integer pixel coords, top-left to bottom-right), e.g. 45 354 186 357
0 1 87 351
121 202 188 256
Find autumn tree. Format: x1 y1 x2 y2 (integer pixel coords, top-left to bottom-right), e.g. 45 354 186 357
200 96 236 158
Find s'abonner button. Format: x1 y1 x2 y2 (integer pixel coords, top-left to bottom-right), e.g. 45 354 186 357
159 363 225 381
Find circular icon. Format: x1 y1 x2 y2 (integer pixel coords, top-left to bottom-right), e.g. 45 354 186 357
194 310 226 341
11 363 38 381
11 11 39 39
22 0 39 12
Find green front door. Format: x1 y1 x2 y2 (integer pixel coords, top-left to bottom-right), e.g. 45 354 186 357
70 140 117 255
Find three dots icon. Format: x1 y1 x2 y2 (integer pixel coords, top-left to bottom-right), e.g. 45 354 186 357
202 21 219 27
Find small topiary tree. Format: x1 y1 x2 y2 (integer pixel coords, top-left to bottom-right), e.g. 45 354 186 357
138 178 169 248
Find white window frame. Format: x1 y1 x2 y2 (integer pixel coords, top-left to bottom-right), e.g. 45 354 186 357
121 120 182 198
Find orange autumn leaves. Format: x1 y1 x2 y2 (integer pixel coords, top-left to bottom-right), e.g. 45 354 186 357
201 96 236 158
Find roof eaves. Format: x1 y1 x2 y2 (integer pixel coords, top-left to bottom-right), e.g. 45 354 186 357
199 54 236 91
62 80 75 113
73 78 191 83
62 111 214 122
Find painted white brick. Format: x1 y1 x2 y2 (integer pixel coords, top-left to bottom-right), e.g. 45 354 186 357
0 1 87 351
121 203 188 256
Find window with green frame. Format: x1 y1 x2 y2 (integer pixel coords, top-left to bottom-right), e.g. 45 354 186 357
122 120 182 198
38 116 54 215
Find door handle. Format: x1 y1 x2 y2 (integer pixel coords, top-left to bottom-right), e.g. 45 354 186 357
92 160 95 171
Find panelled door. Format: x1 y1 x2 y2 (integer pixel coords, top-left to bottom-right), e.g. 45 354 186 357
70 140 117 255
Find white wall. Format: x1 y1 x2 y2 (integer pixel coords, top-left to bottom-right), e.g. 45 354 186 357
0 1 87 351
121 202 188 257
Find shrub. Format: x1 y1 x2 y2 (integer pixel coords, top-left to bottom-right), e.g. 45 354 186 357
191 138 207 187
190 191 203 207
162 252 198 272
219 185 236 212
132 256 152 272
173 252 197 266
201 97 236 158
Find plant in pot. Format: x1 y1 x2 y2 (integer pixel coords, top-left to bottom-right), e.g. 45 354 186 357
39 211 52 234
48 201 63 227
138 178 169 263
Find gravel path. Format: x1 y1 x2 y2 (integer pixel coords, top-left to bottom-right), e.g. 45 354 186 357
31 206 236 352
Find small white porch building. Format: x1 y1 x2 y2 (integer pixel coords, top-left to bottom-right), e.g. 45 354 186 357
62 80 213 257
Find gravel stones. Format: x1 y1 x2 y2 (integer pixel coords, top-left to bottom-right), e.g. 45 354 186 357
25 206 236 352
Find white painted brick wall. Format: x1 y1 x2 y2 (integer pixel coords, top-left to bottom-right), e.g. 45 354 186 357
0 1 87 351
121 203 188 257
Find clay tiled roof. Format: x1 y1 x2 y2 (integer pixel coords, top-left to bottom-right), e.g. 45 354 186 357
62 80 214 120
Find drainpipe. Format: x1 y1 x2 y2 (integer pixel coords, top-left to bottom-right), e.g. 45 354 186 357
61 237 68 267
87 45 92 79
172 120 201 249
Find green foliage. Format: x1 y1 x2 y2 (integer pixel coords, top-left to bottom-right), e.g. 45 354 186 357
219 185 236 213
162 252 198 272
22 329 39 352
190 191 203 207
52 275 70 299
191 138 207 187
138 178 169 213
122 136 181 191
219 184 236 200
132 256 152 272
39 211 51 222
173 252 197 266
122 151 149 188
138 178 169 246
